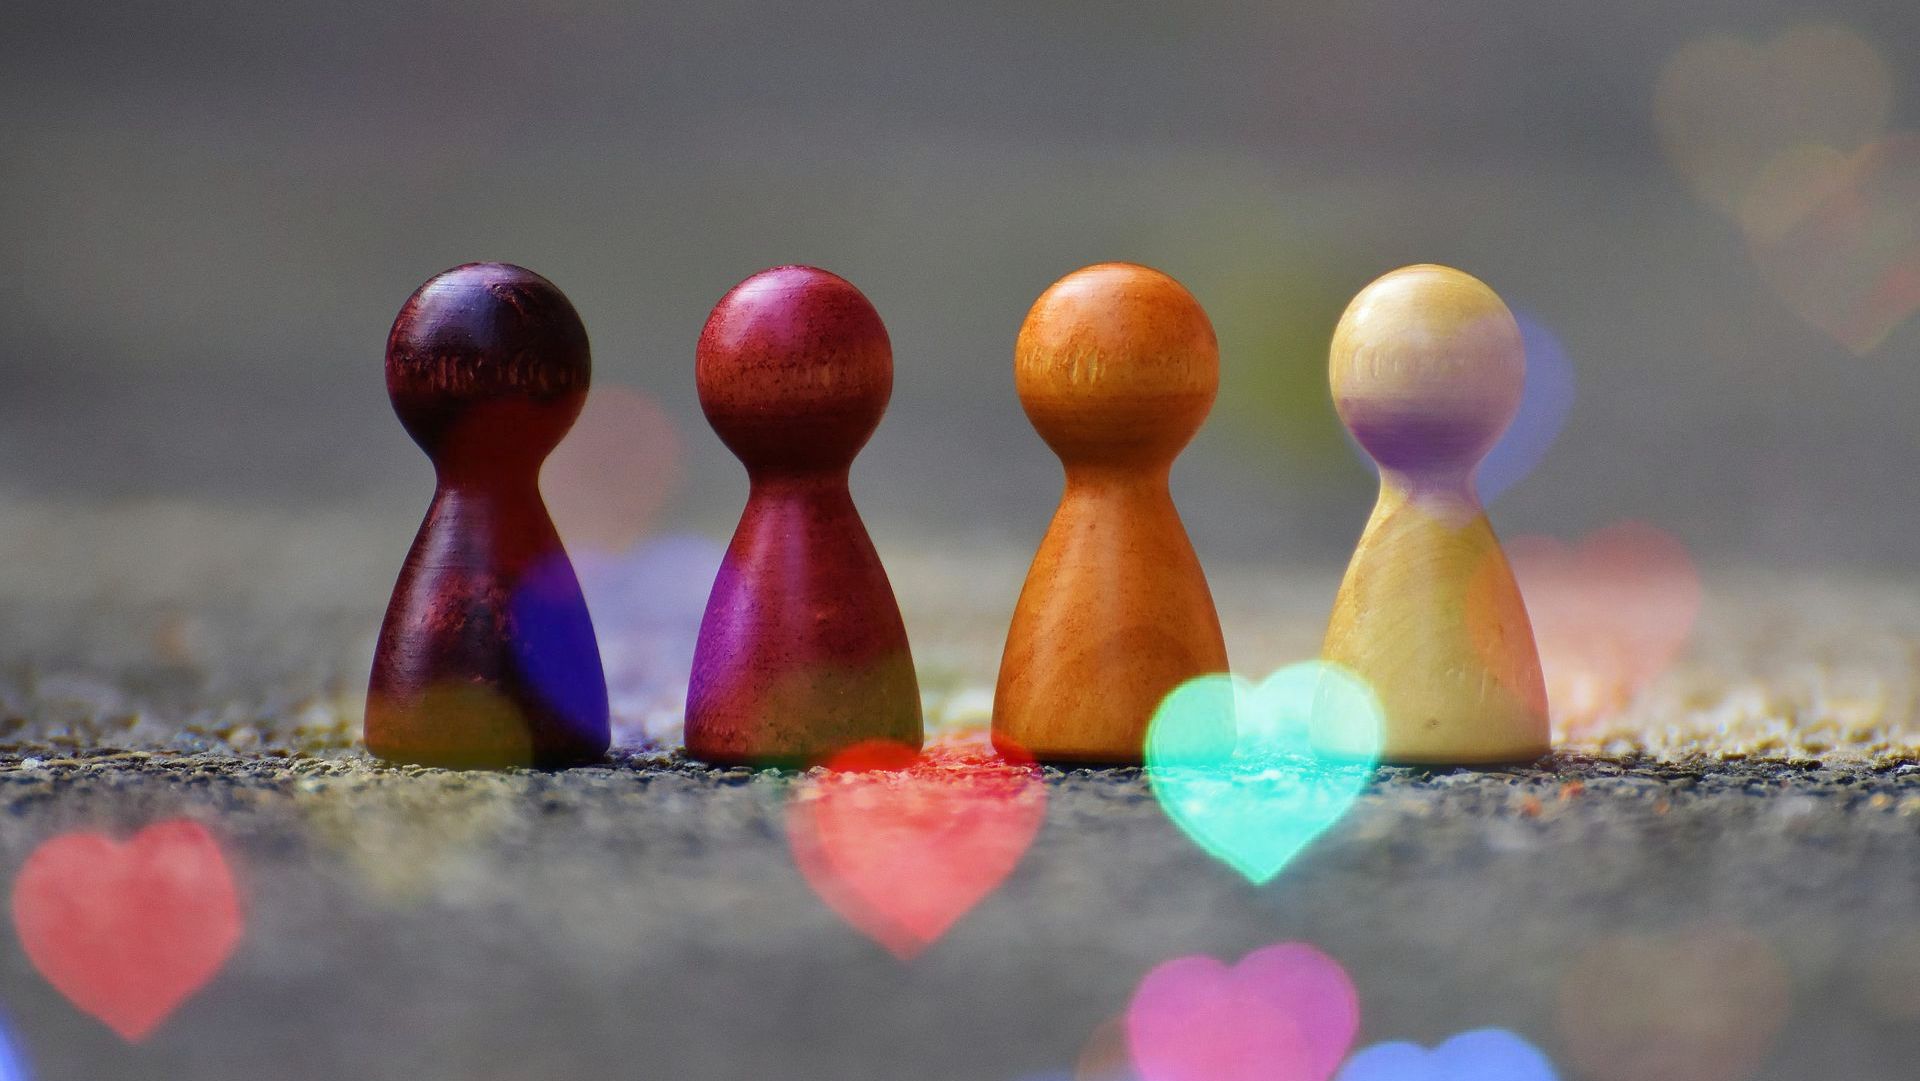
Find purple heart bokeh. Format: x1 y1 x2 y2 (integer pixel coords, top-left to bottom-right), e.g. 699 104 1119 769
1335 1028 1558 1081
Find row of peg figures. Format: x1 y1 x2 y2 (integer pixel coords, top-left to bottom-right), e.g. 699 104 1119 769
369 260 1547 771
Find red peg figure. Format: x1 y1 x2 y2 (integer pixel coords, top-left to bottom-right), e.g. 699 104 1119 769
367 263 610 769
687 266 923 767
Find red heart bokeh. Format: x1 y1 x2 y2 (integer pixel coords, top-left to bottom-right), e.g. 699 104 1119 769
786 737 1045 959
1126 942 1359 1081
12 818 243 1041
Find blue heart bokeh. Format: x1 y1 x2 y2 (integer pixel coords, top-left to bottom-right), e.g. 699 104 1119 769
1335 1028 1558 1081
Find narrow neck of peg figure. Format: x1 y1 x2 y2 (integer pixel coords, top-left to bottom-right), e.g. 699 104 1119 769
431 465 548 516
1062 459 1174 495
745 462 856 500
412 476 562 580
424 421 562 499
1374 466 1485 523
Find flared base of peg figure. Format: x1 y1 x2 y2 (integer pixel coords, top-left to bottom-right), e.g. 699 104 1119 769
685 658 923 770
1312 712 1550 767
365 698 611 771
992 478 1228 767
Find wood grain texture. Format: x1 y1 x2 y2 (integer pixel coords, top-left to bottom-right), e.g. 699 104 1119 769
993 263 1229 764
367 262 610 769
685 266 922 767
1321 264 1549 764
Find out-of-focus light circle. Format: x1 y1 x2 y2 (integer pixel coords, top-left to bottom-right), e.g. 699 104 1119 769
1341 308 1572 502
509 553 610 743
1335 1028 1559 1081
1477 311 1575 505
542 385 683 554
1556 928 1788 1081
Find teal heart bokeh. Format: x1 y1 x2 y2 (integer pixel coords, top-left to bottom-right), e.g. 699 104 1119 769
1145 661 1382 884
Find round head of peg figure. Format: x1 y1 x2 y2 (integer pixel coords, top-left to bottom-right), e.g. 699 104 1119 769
1015 263 1218 469
386 262 591 480
1330 264 1524 487
696 266 892 475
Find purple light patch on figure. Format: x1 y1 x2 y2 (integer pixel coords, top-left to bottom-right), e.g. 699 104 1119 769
507 549 612 750
1340 307 1573 504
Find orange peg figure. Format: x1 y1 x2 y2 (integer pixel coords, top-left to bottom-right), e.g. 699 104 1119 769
993 263 1229 765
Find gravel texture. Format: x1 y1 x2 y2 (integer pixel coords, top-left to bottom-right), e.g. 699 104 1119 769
0 504 1913 1080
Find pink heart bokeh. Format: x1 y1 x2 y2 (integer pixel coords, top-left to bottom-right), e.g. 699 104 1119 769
1127 942 1359 1081
1474 521 1702 727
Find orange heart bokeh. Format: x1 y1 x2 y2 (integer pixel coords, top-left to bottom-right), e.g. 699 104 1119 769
1654 25 1892 218
11 819 243 1041
786 738 1046 959
1654 26 1920 352
1744 134 1920 355
1557 927 1788 1081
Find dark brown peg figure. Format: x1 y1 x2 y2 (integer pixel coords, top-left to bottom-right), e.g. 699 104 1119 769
367 262 610 769
686 265 922 766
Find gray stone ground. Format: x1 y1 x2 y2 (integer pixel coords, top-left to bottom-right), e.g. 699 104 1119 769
0 507 1913 1081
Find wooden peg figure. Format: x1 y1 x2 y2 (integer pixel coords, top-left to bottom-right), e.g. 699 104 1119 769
686 266 922 767
993 263 1229 765
1320 264 1550 765
368 262 610 769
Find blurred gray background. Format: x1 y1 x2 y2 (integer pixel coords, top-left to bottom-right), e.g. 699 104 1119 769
1 8 1918 1081
2 0 1918 575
